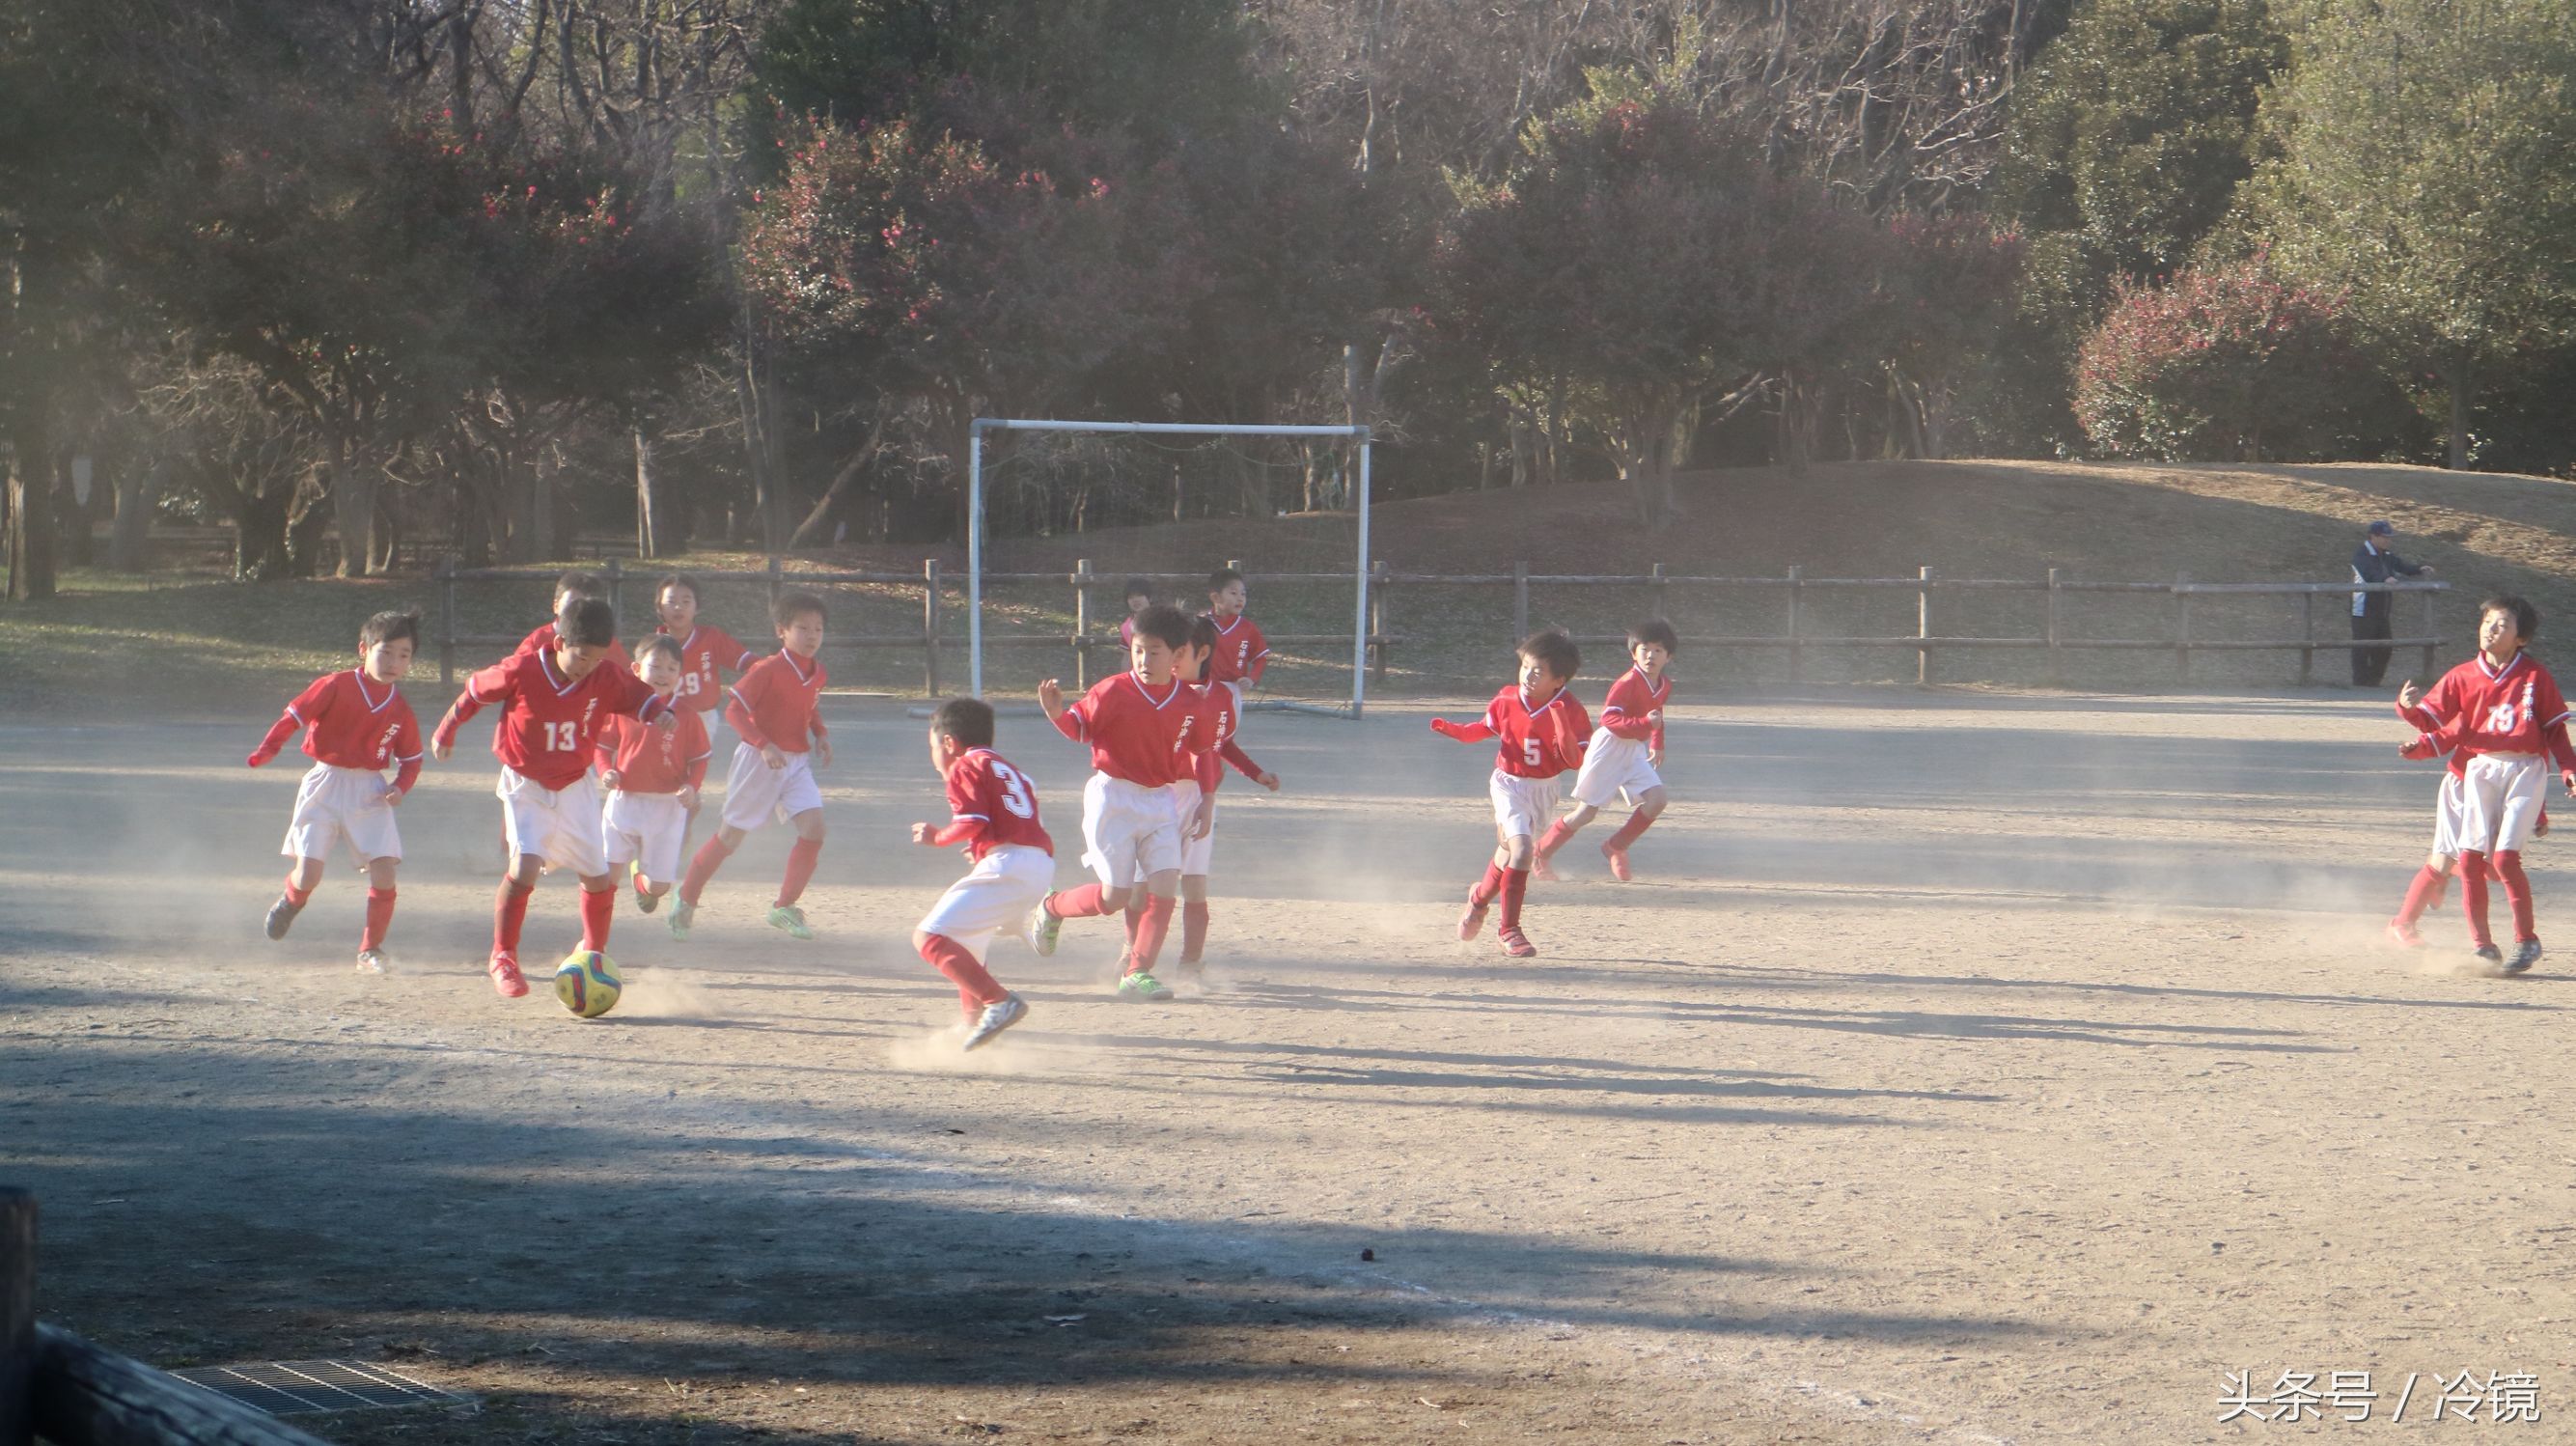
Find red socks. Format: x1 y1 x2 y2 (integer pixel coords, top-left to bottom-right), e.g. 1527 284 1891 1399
1605 810 1656 852
283 875 313 906
493 878 534 955
1122 893 1146 961
1470 863 1506 906
777 836 823 907
921 932 1008 1016
361 887 396 952
580 885 615 952
1046 882 1112 920
1129 893 1176 976
2495 849 2536 943
2396 865 2450 928
1181 900 1209 961
2460 852 2495 948
679 835 734 906
1535 821 1574 861
1498 868 1530 932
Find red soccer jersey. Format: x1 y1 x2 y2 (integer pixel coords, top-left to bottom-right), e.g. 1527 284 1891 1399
944 747 1055 860
1205 614 1269 688
1599 666 1672 750
596 705 711 794
657 625 757 714
1478 684 1592 779
2410 652 2576 770
437 648 661 792
278 670 423 772
1183 681 1240 792
515 622 629 671
1053 671 1203 787
727 650 829 752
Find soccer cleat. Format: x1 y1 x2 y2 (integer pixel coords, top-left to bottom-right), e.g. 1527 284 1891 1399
1027 903 1064 957
636 888 660 915
1457 893 1490 942
961 994 1030 1051
1530 855 1563 883
2506 939 2544 975
488 952 529 998
2473 942 2506 972
1602 842 1634 883
1116 970 1175 1002
353 949 391 975
2385 918 2425 949
768 904 814 940
668 898 695 940
264 894 304 940
1498 926 1537 959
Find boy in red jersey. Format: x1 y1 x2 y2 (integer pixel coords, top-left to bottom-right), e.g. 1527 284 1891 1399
1169 614 1280 976
431 597 673 998
513 570 629 670
248 609 425 973
909 697 1053 1050
1204 568 1269 708
1535 618 1676 882
1117 576 1153 651
649 572 756 859
597 635 712 915
1024 603 1201 1001
1430 629 1590 959
670 590 833 942
2389 595 2576 973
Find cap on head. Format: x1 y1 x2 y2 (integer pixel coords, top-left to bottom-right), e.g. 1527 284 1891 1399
2368 520 2396 537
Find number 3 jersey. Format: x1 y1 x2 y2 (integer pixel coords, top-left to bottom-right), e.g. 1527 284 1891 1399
944 747 1055 859
436 648 662 792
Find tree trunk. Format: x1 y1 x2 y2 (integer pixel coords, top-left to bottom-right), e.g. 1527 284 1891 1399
6 403 57 600
787 417 890 549
634 425 659 559
286 473 332 577
109 458 157 572
233 484 294 581
60 453 93 567
329 429 374 577
2445 354 2473 470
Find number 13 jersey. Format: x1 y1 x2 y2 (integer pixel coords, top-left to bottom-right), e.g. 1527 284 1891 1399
945 747 1055 859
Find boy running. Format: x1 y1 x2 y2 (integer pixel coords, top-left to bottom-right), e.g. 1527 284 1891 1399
910 697 1052 1049
671 590 833 942
651 573 758 715
1170 614 1279 975
1117 577 1153 650
248 609 425 973
597 635 712 915
514 570 629 670
2390 595 2576 973
1535 618 1675 882
1204 568 1269 707
431 597 673 998
1025 603 1201 1001
1431 629 1590 959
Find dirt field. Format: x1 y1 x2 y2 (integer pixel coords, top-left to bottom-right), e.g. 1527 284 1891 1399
6 692 2574 1444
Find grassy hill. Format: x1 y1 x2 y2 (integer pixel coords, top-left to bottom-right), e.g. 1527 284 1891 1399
7 459 2573 716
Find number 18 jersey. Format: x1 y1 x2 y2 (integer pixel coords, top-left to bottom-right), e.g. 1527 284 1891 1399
945 747 1054 860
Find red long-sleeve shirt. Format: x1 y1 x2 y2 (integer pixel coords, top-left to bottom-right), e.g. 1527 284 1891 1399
1432 684 1591 779
725 650 828 752
1598 666 1671 751
248 669 423 794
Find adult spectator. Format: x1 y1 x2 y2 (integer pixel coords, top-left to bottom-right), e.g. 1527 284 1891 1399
2350 520 2433 687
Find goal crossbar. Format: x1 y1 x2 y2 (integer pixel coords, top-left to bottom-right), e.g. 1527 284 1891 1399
966 418 1373 715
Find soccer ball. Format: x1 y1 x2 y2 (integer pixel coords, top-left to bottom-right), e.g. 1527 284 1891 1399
554 951 622 1018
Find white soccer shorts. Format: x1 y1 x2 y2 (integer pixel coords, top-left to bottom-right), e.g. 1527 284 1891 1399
2428 771 2467 857
496 766 607 877
719 743 823 831
919 845 1056 961
1489 769 1563 842
2452 751 2548 856
602 790 690 882
280 763 403 864
1179 785 1217 876
1570 733 1663 810
1081 772 1181 887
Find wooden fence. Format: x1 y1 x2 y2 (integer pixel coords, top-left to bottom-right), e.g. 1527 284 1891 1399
2 1188 335 1446
433 556 2448 693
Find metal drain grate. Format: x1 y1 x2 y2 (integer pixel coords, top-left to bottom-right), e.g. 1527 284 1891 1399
169 1359 466 1416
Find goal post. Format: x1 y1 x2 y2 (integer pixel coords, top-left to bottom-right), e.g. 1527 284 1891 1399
966 418 1373 716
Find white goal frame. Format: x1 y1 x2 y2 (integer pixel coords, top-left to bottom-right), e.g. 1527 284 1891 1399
966 418 1374 716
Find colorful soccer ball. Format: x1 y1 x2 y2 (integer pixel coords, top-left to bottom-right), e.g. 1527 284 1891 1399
554 951 622 1018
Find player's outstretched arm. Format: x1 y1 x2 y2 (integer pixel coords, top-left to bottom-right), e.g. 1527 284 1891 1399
1429 717 1494 742
246 712 299 767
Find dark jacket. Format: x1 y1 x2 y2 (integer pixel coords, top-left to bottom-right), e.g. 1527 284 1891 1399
2351 542 2425 620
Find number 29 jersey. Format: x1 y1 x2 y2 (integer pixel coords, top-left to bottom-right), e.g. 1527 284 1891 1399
945 747 1054 860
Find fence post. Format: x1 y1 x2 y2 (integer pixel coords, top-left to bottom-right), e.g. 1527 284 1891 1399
1786 566 1804 683
1649 562 1668 625
2044 568 2063 686
2 1186 33 1446
922 559 941 698
2174 571 2192 683
1073 559 1094 689
1917 566 1933 686
437 558 458 688
765 554 783 609
2421 587 2439 681
1513 561 1530 641
1369 559 1388 681
604 556 623 629
2299 590 2316 685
